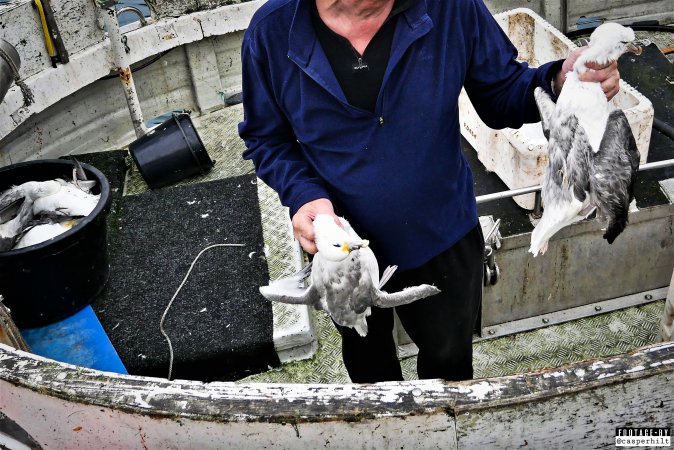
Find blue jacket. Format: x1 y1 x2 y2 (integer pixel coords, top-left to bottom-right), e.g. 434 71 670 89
239 0 560 270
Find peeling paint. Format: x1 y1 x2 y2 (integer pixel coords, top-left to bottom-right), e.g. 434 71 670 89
625 365 647 373
543 371 566 379
590 361 615 371
456 381 505 401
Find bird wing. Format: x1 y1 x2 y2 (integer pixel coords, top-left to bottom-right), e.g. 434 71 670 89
33 184 99 217
0 197 25 224
0 199 34 251
552 112 593 202
530 106 595 256
590 109 640 243
535 86 593 202
258 263 320 306
0 186 25 214
534 87 555 140
372 284 441 308
13 223 69 249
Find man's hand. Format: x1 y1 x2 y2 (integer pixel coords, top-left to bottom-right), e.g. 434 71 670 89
553 46 621 100
292 198 339 254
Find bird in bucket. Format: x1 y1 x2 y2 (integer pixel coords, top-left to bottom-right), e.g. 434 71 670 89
529 23 643 257
259 214 441 336
0 159 100 251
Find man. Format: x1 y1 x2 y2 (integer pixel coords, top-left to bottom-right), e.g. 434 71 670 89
238 0 620 382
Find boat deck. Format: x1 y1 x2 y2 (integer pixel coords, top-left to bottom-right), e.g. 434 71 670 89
17 26 672 385
104 99 669 383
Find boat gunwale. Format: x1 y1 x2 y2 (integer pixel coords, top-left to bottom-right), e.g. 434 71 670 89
0 0 266 140
0 341 672 422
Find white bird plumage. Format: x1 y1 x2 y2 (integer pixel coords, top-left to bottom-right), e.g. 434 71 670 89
259 214 441 336
529 23 641 257
0 162 100 251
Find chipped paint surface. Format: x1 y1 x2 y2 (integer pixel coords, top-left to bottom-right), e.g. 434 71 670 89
0 0 673 445
0 342 672 447
0 0 264 160
590 361 615 371
455 381 507 401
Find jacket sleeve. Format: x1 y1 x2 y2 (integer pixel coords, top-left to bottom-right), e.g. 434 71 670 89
463 0 563 129
238 30 331 217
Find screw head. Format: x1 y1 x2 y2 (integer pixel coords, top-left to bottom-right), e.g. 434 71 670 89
595 305 602 311
542 318 550 324
645 294 653 300
488 329 496 335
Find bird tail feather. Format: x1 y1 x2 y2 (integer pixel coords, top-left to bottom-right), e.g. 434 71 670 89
529 217 565 257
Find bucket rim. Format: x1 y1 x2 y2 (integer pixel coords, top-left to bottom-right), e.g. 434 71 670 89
128 112 214 189
0 159 112 257
171 113 214 174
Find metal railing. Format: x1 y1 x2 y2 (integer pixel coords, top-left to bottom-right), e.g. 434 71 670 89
475 158 674 205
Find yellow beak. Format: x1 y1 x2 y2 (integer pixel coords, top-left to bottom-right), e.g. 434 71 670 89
626 42 643 55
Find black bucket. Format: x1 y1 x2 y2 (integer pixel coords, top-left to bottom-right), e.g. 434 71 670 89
0 160 112 328
129 113 214 189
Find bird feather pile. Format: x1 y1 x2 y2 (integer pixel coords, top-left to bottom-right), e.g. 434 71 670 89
530 23 642 257
259 214 440 336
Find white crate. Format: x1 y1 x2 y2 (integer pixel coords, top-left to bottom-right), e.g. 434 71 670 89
458 8 654 210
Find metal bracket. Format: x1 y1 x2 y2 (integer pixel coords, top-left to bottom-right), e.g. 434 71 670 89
477 287 668 341
120 35 130 54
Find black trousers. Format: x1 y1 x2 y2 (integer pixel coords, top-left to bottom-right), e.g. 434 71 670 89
335 224 484 382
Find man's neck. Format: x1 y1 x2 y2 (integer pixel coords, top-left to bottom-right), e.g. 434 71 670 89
317 0 394 20
315 0 395 54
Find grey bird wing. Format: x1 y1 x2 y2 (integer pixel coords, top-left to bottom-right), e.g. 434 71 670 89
0 198 34 251
546 112 593 204
591 109 640 243
258 263 320 306
0 197 25 224
529 99 596 255
0 186 25 213
372 284 441 308
535 86 593 201
71 157 88 181
534 87 555 140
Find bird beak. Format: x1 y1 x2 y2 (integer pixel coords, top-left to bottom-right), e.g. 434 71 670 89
347 239 369 251
626 39 649 55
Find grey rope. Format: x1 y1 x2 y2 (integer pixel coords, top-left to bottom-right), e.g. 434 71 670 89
160 243 245 381
0 46 34 106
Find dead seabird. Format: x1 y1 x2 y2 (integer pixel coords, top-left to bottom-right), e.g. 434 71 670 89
259 214 440 336
0 198 34 251
13 214 82 249
0 160 100 251
529 23 642 257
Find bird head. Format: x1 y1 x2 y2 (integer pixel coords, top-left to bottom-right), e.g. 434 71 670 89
579 23 642 69
313 214 369 262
